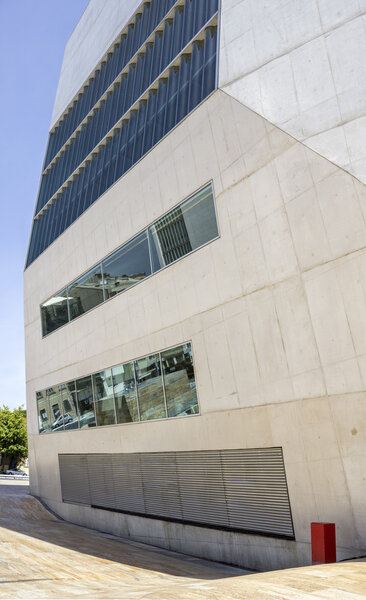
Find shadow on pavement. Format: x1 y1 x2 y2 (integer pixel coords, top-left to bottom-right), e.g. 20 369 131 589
0 481 247 581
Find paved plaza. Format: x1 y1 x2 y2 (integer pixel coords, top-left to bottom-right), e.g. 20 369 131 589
0 481 365 599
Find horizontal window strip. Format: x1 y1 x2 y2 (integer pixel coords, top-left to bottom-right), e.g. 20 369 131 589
37 341 198 434
26 16 218 268
44 0 218 174
45 0 180 167
40 182 218 337
58 448 295 539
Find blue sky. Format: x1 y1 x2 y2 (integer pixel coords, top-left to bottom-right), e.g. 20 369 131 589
0 0 89 410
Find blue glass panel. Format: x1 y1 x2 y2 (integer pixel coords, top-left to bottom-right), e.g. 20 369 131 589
27 11 218 267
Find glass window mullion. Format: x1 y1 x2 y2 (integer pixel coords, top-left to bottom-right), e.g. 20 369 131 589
110 365 119 425
90 375 98 427
133 361 141 422
100 261 107 302
159 353 168 418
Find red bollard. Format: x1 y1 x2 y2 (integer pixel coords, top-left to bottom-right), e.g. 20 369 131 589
311 522 336 564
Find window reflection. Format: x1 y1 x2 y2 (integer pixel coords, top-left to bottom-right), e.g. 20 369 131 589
68 265 104 320
41 289 68 336
61 381 79 430
37 343 200 433
148 183 218 271
102 232 151 300
76 376 96 428
37 391 51 434
161 343 198 417
92 369 116 426
47 385 65 432
135 354 166 421
112 362 139 423
41 184 218 337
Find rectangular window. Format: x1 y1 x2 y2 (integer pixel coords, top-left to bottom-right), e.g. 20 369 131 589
92 369 116 427
41 289 69 336
161 343 198 417
37 391 51 434
47 385 64 432
135 354 166 421
37 341 199 433
112 362 139 424
102 231 151 300
61 381 79 430
76 376 96 429
68 265 104 321
148 183 218 271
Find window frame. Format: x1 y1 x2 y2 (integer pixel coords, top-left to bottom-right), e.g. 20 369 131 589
40 181 220 338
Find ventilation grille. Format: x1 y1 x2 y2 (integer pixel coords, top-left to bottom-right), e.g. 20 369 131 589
58 447 294 538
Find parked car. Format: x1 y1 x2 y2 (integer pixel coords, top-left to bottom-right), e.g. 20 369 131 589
6 469 28 476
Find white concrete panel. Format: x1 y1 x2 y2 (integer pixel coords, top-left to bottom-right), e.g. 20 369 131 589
220 0 366 183
316 171 366 257
304 267 355 366
26 90 366 568
259 208 299 282
286 189 332 271
274 277 320 376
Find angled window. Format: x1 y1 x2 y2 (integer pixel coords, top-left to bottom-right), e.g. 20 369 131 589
102 231 151 300
68 265 104 320
41 289 68 335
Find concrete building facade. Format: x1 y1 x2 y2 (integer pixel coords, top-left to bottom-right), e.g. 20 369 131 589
25 0 366 571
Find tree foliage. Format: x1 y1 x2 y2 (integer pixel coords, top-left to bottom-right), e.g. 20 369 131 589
0 406 27 465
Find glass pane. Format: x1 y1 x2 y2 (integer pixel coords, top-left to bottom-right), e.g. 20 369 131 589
148 183 218 271
135 354 166 421
76 376 96 429
41 289 68 336
47 385 65 432
36 391 51 434
92 369 116 426
161 343 198 417
112 362 139 424
102 231 151 300
68 265 104 320
61 381 79 430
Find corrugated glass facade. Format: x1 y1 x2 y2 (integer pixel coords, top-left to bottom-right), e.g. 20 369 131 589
26 0 219 268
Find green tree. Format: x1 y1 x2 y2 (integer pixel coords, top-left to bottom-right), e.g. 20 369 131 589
0 406 27 469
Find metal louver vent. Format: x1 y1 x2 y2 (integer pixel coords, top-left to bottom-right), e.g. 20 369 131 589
58 447 294 539
58 454 90 505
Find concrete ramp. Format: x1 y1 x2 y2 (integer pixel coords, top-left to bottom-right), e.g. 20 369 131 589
0 487 58 523
0 481 366 599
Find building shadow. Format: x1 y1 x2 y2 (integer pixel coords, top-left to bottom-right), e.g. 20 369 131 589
0 484 249 581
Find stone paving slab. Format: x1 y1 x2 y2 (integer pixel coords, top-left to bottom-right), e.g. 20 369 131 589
0 481 366 599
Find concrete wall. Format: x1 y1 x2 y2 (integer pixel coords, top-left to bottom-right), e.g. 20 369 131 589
25 88 366 569
219 0 366 184
51 0 141 128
